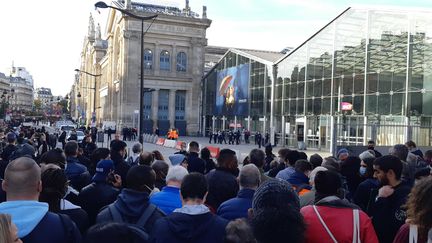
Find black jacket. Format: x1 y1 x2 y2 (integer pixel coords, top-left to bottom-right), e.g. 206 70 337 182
60 207 90 235
151 211 228 243
1 144 16 161
78 182 120 225
187 152 205 174
110 152 130 183
205 168 239 212
96 189 165 234
372 182 412 243
353 178 379 215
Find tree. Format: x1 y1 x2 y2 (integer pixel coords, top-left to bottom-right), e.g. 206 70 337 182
34 99 42 111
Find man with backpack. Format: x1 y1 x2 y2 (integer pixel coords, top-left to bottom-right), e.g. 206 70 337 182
96 165 165 238
0 157 81 242
127 143 142 167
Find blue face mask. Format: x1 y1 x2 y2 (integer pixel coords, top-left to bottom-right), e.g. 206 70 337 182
359 167 367 176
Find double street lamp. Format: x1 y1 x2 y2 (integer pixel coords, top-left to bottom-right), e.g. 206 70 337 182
95 1 157 144
74 69 102 125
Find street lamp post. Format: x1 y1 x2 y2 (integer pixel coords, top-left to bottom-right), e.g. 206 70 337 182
75 69 101 126
95 1 157 145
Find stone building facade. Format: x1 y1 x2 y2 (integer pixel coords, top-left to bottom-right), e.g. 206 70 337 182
74 0 211 135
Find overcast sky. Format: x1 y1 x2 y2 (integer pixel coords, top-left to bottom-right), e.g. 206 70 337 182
0 0 431 95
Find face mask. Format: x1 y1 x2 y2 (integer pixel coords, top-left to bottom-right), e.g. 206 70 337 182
359 167 367 176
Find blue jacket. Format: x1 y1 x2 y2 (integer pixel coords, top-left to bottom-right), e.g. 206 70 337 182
217 188 254 220
287 170 310 188
150 186 182 215
151 205 228 243
0 201 81 242
275 166 295 181
65 157 90 190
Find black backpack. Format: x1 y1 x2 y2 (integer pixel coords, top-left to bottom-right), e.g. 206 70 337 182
107 204 156 241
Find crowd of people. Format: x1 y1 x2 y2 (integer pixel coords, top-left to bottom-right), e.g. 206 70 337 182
0 122 431 243
208 129 270 148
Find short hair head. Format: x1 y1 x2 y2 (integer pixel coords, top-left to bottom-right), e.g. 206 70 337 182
277 148 290 161
200 147 211 160
166 165 189 183
132 143 142 154
217 149 237 169
294 160 313 173
126 165 156 192
373 155 403 180
309 154 323 169
139 151 154 166
314 170 342 198
180 173 208 200
405 140 417 148
110 140 127 153
3 157 41 199
91 148 111 164
239 164 261 189
390 144 409 161
64 141 79 157
85 222 146 243
248 149 265 168
151 160 169 180
286 150 300 166
38 148 66 169
188 141 199 152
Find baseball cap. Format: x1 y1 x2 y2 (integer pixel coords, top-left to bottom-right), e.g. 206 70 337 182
92 159 114 182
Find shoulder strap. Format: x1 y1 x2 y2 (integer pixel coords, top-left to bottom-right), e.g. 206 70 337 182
352 209 361 243
409 224 418 243
313 205 337 243
108 204 124 223
136 204 157 228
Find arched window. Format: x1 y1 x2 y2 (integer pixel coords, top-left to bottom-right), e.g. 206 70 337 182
176 52 187 72
160 50 170 71
144 49 153 69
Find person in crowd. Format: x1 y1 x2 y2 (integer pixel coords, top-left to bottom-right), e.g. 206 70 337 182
152 150 165 161
249 179 305 243
359 150 375 162
263 144 275 172
217 164 260 221
372 155 412 243
59 130 67 149
298 152 308 161
174 142 188 156
405 140 423 159
200 147 216 174
109 133 121 148
127 143 142 167
353 157 379 215
300 166 328 207
267 148 290 178
393 177 432 243
151 173 228 243
309 153 323 169
139 151 154 166
36 134 49 159
68 129 78 141
337 148 349 162
340 156 362 198
150 165 188 215
97 165 165 234
242 156 250 165
276 149 300 180
83 135 97 159
89 148 110 176
8 137 36 161
38 148 66 169
414 167 431 184
187 141 206 174
287 160 313 195
78 160 120 225
367 140 382 157
85 222 150 243
64 141 91 191
249 149 271 183
110 140 130 183
1 133 17 162
0 157 81 242
0 213 22 243
300 170 378 243
151 160 169 190
39 166 89 234
391 144 416 186
205 149 239 212
423 149 432 165
255 132 262 148
225 218 256 243
77 147 91 169
322 157 340 172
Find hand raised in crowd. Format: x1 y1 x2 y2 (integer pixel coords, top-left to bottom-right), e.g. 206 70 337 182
378 185 394 198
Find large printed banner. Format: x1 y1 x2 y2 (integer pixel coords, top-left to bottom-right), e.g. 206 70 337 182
215 64 250 116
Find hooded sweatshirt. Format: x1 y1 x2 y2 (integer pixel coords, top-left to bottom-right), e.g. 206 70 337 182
0 201 48 238
96 188 165 233
151 204 228 243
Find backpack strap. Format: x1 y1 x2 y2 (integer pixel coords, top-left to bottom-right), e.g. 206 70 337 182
409 224 418 243
135 204 157 229
108 204 124 223
313 205 337 243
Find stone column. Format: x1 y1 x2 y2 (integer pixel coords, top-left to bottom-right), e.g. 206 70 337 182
169 89 176 128
152 89 159 129
171 45 177 72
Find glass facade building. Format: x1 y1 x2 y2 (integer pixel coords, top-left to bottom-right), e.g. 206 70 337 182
202 7 432 153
